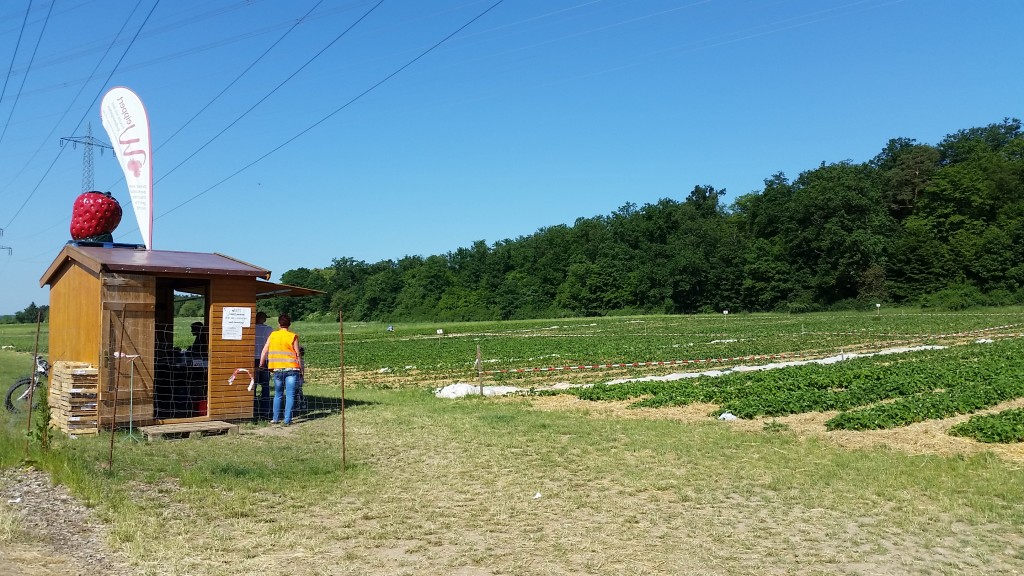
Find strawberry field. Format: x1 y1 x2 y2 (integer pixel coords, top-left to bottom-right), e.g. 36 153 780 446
8 309 1023 440
560 338 1024 430
295 308 1021 380
285 308 1024 441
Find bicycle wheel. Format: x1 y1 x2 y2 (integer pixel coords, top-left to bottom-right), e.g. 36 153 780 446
5 377 39 413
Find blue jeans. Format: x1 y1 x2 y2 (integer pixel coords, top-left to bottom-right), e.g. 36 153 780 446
272 369 299 424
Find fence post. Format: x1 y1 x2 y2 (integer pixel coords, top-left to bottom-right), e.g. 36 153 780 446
23 309 43 455
476 345 483 396
339 310 346 472
107 307 127 472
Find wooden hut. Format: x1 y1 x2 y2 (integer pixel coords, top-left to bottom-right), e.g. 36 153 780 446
40 243 321 429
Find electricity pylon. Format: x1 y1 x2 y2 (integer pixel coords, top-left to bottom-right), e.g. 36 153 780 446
60 123 113 192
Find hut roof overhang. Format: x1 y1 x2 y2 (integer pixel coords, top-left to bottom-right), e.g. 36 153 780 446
254 281 323 299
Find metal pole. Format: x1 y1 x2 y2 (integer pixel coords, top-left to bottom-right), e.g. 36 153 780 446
476 344 483 396
107 308 127 471
339 310 346 472
128 357 137 438
23 309 42 455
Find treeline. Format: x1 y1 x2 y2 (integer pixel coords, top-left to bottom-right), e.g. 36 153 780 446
268 118 1024 322
1 302 49 324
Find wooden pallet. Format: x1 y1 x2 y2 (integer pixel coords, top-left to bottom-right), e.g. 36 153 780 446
50 361 101 435
138 421 239 441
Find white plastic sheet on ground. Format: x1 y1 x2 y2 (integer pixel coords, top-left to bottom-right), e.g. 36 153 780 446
434 383 523 399
433 344 947 399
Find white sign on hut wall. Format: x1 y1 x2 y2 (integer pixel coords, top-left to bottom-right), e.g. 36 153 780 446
222 307 251 340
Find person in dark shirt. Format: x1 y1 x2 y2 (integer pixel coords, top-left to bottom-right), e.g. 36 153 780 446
185 321 209 359
253 312 273 418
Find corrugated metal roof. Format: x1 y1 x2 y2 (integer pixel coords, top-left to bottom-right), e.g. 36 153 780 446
41 244 272 286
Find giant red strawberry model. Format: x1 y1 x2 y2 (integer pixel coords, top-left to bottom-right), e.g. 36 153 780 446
70 191 122 243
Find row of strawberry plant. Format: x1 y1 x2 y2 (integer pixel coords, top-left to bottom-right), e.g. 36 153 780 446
292 310 1024 377
544 339 1024 431
826 376 1024 431
716 342 1024 421
948 408 1024 443
550 347 944 410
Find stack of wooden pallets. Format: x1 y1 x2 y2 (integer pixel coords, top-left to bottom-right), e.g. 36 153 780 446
49 361 100 435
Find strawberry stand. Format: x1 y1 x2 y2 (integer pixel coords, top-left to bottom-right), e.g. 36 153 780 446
40 243 320 432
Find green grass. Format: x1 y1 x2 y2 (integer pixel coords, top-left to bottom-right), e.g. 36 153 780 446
0 349 37 386
4 310 1024 573
2 384 1024 574
0 324 47 356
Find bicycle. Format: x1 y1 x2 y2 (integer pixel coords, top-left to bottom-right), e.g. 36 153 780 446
5 355 50 413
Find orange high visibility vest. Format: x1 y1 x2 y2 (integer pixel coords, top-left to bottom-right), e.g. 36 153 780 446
267 329 300 370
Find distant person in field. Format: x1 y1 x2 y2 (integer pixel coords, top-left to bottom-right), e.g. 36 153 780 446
253 311 273 419
259 313 302 425
185 321 208 359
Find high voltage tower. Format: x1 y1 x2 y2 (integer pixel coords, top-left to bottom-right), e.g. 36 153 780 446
0 227 10 255
60 123 113 192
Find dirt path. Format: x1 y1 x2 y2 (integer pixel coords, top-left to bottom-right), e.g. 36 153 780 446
0 468 132 576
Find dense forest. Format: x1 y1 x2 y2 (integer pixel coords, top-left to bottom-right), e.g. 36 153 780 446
266 118 1024 322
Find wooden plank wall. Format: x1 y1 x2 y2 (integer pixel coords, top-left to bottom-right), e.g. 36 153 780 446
47 264 101 369
99 273 156 426
207 278 257 420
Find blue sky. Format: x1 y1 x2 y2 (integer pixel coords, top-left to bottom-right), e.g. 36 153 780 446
0 0 1021 314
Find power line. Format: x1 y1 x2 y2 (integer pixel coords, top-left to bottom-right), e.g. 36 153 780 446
8 2 365 103
154 0 507 221
0 0 53 149
12 0 312 252
0 0 32 111
157 0 326 153
3 0 161 232
0 0 148 201
155 0 385 186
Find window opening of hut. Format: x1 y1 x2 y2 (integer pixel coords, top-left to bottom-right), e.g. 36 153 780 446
151 285 209 419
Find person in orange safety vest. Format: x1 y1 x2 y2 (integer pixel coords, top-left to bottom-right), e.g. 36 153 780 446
258 313 303 425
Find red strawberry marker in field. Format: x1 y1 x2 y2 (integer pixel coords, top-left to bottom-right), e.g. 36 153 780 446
70 191 123 242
